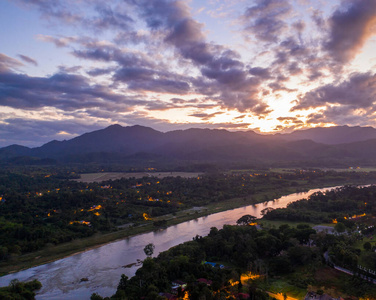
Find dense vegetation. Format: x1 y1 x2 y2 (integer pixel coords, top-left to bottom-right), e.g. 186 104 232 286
92 221 376 299
264 185 376 225
1 168 376 263
264 185 376 285
0 279 41 300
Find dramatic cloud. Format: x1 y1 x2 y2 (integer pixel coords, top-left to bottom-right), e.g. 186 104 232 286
1 0 376 147
324 0 376 63
189 111 224 121
0 118 105 147
293 72 376 110
306 106 375 127
249 67 272 79
0 71 141 110
16 0 135 32
128 0 270 114
242 0 292 43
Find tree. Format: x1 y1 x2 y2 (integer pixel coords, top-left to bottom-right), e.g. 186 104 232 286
335 222 346 233
117 274 128 291
90 293 104 300
364 241 372 251
260 207 274 216
144 243 155 257
236 215 256 226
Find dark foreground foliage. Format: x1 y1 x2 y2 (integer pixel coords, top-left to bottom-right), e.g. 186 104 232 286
92 219 376 300
0 279 42 300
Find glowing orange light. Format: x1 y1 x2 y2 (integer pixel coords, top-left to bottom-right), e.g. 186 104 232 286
346 213 366 219
267 292 298 300
69 220 91 226
143 213 152 220
229 279 239 286
88 205 102 212
240 271 261 283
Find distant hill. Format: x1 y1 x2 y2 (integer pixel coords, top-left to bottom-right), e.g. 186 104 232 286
276 125 376 144
1 124 376 167
0 144 32 159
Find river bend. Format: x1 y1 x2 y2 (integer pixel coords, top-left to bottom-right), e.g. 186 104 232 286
0 186 340 299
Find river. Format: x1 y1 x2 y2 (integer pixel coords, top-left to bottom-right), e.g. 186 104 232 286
0 186 340 299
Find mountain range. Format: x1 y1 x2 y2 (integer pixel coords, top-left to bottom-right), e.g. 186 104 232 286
2 124 376 167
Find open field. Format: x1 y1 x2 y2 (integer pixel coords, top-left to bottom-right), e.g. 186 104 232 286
74 171 202 183
230 167 376 174
259 219 336 230
266 279 307 299
259 219 314 228
322 167 376 172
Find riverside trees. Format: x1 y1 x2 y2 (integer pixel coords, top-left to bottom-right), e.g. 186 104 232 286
2 167 376 263
101 222 376 299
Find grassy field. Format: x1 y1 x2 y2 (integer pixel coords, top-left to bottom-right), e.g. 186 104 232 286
231 167 376 174
74 172 202 182
323 167 376 172
266 279 307 299
258 219 314 228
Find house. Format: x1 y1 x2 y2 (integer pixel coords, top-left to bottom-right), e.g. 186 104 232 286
197 278 212 286
204 261 224 269
171 280 187 291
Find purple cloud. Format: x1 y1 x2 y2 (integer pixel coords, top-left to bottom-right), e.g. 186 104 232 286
17 54 38 66
324 0 376 63
125 0 270 114
293 72 376 110
0 53 23 72
17 0 134 32
0 70 142 110
242 0 292 43
189 111 224 121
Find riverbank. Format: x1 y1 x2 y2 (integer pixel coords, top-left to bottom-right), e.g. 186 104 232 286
0 179 371 277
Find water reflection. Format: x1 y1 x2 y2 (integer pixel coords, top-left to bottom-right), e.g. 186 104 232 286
0 186 340 300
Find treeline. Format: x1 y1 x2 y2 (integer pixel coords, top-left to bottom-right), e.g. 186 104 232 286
0 279 41 300
264 185 376 224
0 170 298 259
1 168 376 260
93 224 319 300
93 222 376 300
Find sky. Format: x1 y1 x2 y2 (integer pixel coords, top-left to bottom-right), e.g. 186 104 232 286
1 0 376 147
